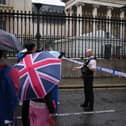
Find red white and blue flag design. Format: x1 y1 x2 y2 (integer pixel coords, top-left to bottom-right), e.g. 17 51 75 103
14 51 61 101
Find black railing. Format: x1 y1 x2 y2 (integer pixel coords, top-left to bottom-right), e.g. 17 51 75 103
0 10 126 58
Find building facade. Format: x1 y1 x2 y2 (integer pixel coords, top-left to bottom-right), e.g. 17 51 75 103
0 0 32 37
0 0 32 11
56 0 126 58
63 0 126 36
65 0 126 17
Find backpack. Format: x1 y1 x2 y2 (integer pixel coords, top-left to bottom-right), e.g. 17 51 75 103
0 66 17 125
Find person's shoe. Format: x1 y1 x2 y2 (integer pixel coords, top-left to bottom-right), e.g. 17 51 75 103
84 107 94 111
80 103 87 108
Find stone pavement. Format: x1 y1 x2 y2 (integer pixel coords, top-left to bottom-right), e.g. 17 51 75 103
16 88 126 126
56 88 126 126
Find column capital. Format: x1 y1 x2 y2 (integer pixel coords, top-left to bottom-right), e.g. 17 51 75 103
120 9 125 13
76 2 85 7
69 7 74 16
120 11 125 19
76 2 83 16
106 7 113 17
107 6 113 10
92 5 98 17
65 9 69 16
92 4 99 9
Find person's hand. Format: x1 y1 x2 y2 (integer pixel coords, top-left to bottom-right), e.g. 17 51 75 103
72 67 78 71
48 114 56 126
88 66 96 72
72 66 82 71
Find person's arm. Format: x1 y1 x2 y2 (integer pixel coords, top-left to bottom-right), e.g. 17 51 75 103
9 68 20 95
88 60 96 72
45 92 55 114
89 66 96 72
72 65 83 71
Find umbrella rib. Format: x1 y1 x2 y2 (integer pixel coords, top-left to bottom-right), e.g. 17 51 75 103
20 77 29 101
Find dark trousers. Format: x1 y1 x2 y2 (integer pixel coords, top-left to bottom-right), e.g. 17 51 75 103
83 75 94 109
21 100 30 126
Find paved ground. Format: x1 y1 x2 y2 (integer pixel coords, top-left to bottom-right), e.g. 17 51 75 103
7 57 126 125
56 88 126 126
16 87 126 126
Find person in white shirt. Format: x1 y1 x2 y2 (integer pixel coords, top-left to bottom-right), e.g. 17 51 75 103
72 49 96 111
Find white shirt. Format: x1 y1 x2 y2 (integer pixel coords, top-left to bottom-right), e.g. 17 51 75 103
87 56 96 70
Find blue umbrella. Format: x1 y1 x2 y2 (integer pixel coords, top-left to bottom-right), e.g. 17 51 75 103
0 29 22 51
14 51 61 101
49 51 60 58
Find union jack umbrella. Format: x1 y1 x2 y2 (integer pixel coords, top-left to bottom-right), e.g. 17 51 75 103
14 51 61 101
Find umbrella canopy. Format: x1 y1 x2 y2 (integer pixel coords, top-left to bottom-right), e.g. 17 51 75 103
0 29 22 51
49 51 60 58
49 51 65 58
14 51 61 101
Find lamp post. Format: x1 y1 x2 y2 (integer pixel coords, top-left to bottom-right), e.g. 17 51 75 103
34 3 42 50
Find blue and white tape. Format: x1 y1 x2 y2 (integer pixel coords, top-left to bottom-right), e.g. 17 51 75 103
63 57 83 65
63 57 126 77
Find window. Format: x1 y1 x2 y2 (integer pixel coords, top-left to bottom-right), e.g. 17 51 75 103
0 0 6 4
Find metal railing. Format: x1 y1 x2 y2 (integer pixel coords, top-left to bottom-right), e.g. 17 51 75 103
0 10 126 58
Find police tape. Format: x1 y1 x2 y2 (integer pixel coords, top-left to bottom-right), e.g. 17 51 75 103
63 57 83 65
63 57 126 77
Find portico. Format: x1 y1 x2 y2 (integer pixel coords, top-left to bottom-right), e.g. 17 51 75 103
64 0 126 37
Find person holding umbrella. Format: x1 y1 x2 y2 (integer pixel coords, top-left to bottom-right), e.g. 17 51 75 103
17 43 37 126
16 43 60 126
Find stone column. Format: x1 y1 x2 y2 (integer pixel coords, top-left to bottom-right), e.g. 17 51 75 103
107 7 112 17
69 7 73 36
24 0 32 11
92 5 98 35
76 3 83 36
65 9 69 37
106 7 112 36
120 10 125 39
